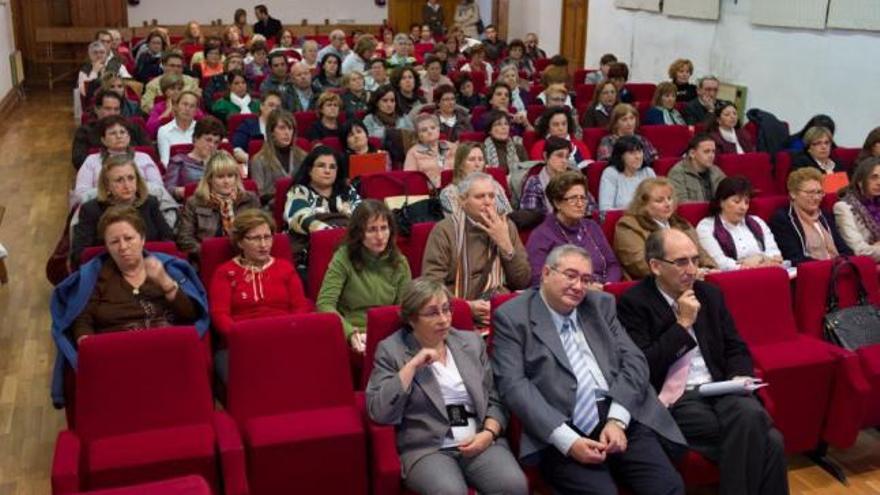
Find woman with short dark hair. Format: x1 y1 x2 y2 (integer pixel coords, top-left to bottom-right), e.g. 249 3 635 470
707 102 754 155
598 135 657 212
211 70 261 122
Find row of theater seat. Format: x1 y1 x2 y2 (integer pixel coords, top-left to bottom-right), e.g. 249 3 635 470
52 257 880 494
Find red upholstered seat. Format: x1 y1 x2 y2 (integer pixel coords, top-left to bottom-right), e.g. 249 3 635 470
653 156 680 177
306 227 347 300
272 176 295 228
705 267 857 453
583 128 610 158
601 209 625 244
226 113 256 140
133 145 164 175
51 329 246 495
199 234 292 289
400 221 435 277
793 257 879 432
640 125 692 158
717 152 778 196
774 151 792 194
226 314 367 495
832 146 860 169
748 195 789 222
320 136 343 152
68 475 212 494
624 83 657 102
458 131 486 143
359 171 432 200
573 84 596 110
603 281 637 300
676 201 710 227
585 160 609 199
293 111 317 134
81 242 186 265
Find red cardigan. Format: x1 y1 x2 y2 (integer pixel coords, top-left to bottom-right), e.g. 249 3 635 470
209 257 310 338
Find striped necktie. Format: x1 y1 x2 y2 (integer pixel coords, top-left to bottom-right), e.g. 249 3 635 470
559 318 600 435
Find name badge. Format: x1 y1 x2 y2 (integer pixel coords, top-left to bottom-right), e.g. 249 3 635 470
446 404 471 427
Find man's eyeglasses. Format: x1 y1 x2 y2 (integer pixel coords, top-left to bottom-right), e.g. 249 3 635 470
657 256 701 269
550 266 594 286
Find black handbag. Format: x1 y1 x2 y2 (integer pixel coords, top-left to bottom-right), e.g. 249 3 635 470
382 173 443 237
823 256 880 350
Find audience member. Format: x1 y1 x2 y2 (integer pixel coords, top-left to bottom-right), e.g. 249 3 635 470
606 62 633 103
644 82 686 126
78 40 130 98
599 135 658 213
491 244 687 495
134 30 167 82
526 172 621 286
259 53 294 108
363 85 414 144
73 91 151 170
497 63 531 114
72 154 173 266
596 104 659 165
667 134 725 203
790 126 844 175
177 151 260 258
189 35 223 75
461 44 494 88
306 92 344 141
74 115 163 205
857 127 880 165
211 70 260 123
284 146 362 259
669 58 697 102
231 90 282 162
365 58 390 92
696 177 784 270
523 32 546 61
420 56 453 104
481 24 506 63
253 4 282 41
222 26 246 57
164 116 225 200
318 200 411 352
707 102 754 155
422 172 531 322
581 81 618 129
318 29 351 63
342 35 377 76
178 21 204 49
523 137 596 218
392 66 425 115
786 114 836 152
536 82 575 116
482 110 529 174
145 75 192 137
249 109 309 206
618 228 787 495
423 0 446 36
312 52 343 93
98 73 141 118
233 9 251 38
454 72 485 111
342 119 390 169
833 157 880 262
502 39 535 78
132 27 169 62
388 33 417 69
682 76 719 125
440 142 511 217
341 71 370 118
140 52 200 114
244 41 270 84
404 114 458 187
271 29 296 54
157 90 200 165
530 106 590 165
105 29 133 72
421 84 472 142
585 53 616 84
300 39 320 71
201 52 245 104
614 178 716 279
366 277 528 495
454 0 482 38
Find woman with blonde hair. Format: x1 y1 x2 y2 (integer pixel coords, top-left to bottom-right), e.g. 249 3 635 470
249 109 309 206
176 151 260 258
439 142 511 217
613 177 716 279
668 58 696 102
595 103 659 164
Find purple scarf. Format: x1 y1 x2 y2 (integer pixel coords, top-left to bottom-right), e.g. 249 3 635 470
713 215 765 260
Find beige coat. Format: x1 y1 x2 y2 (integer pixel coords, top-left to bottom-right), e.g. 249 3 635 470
613 213 716 279
833 200 880 261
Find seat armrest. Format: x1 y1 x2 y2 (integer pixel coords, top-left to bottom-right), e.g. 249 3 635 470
51 430 81 494
357 391 403 495
213 411 249 495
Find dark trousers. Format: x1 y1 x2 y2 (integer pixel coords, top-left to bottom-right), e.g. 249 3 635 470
670 390 789 495
538 421 684 495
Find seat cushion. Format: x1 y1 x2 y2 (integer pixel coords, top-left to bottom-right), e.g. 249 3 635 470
244 406 367 495
858 344 880 426
676 450 719 487
749 336 838 371
87 424 217 491
71 475 211 494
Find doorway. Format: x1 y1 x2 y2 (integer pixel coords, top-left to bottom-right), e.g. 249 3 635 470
560 0 588 69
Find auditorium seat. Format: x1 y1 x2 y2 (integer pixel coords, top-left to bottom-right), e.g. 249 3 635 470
400 222 436 278
677 201 710 227
793 257 879 434
774 151 792 194
69 476 211 495
526 104 545 125
748 195 789 222
133 145 164 174
716 152 778 196
80 242 186 265
458 131 486 143
226 114 256 140
585 160 609 200
653 156 680 177
227 314 367 495
320 136 343 153
199 234 292 291
624 83 657 102
51 328 246 495
360 301 475 495
601 209 625 244
573 68 596 85
832 147 861 169
573 84 596 110
358 171 432 200
293 112 318 135
306 227 347 300
527 83 545 102
705 267 863 454
583 128 610 158
272 176 295 228
640 125 691 158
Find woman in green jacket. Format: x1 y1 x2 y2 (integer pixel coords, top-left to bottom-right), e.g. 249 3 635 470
316 199 411 354
211 69 260 123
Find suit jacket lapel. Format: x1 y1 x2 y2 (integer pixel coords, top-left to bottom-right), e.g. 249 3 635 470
447 332 487 419
529 291 575 376
403 331 448 420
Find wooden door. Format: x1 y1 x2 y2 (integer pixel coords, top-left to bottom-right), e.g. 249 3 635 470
69 0 127 27
388 0 459 35
560 0 588 70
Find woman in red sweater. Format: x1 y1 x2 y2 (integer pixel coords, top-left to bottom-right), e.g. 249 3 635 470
209 208 310 379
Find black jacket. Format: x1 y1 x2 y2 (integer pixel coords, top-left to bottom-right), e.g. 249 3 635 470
790 151 845 175
745 108 789 156
253 17 283 41
617 278 754 393
768 205 852 266
682 98 712 126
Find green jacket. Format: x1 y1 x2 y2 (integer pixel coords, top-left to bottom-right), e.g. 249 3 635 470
667 158 727 203
316 247 412 338
211 97 261 123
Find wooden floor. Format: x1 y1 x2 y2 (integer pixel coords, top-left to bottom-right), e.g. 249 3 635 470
0 90 878 495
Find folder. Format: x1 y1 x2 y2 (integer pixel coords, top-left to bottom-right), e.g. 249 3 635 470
823 171 849 194
349 152 387 178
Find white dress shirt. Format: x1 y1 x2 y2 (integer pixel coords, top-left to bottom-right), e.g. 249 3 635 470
696 215 781 271
656 284 713 388
157 118 195 165
431 347 478 447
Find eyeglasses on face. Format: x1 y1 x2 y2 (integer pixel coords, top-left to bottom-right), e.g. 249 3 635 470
561 194 588 205
418 304 452 319
550 265 594 286
243 234 273 243
657 256 701 269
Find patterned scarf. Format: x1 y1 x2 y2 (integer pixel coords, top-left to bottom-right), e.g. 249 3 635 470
209 191 238 235
483 136 521 172
843 192 880 244
452 210 504 300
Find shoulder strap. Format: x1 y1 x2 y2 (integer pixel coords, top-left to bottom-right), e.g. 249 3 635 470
826 256 870 311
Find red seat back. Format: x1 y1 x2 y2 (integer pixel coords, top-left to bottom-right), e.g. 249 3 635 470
604 281 637 301
199 234 291 287
748 195 789 222
133 145 164 174
585 161 609 199
362 299 473 388
705 267 799 345
601 209 625 244
293 112 318 135
306 227 347 300
653 156 680 177
273 176 295 228
81 242 186 265
227 313 354 422
793 256 880 339
469 70 487 95
75 328 213 441
320 136 343 153
625 83 657 102
522 129 539 153
227 113 257 140
677 201 710 227
526 104 545 125
640 125 691 159
717 152 778 196
832 147 860 170
774 151 792 194
583 128 610 158
359 171 432 200
528 84 545 102
458 131 486 143
401 222 436 277
573 84 596 108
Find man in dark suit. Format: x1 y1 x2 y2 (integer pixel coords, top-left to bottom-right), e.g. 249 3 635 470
253 5 282 42
492 244 687 495
617 228 788 495
682 75 720 125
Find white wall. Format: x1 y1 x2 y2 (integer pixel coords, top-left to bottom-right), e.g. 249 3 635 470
127 1 387 27
507 0 561 53
0 1 16 101
585 0 880 146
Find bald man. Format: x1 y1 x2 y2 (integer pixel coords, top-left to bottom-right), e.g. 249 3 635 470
317 29 350 63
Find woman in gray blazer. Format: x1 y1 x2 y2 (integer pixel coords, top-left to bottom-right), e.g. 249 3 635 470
366 278 527 495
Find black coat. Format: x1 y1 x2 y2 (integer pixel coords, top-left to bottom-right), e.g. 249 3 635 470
790 151 845 175
768 205 852 266
617 278 754 394
682 98 712 126
253 17 283 41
